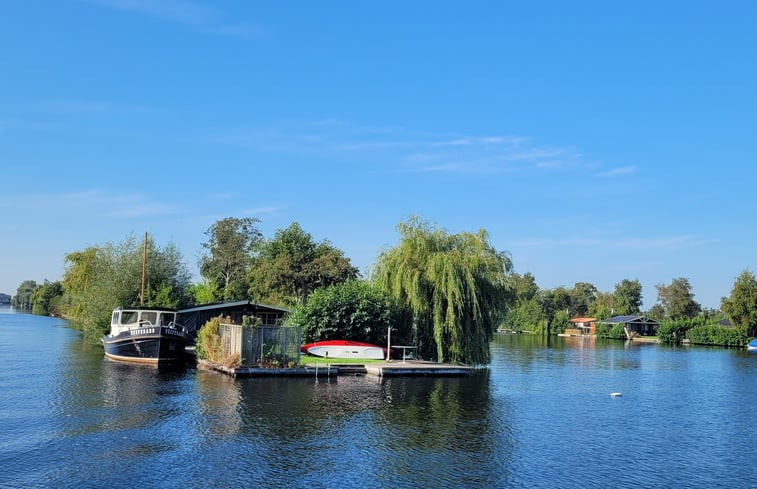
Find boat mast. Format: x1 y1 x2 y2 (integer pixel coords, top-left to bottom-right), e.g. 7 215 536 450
140 232 147 307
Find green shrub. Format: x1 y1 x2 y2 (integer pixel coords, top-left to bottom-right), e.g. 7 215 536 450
550 310 570 335
196 316 223 362
658 318 700 344
595 322 626 339
687 325 747 347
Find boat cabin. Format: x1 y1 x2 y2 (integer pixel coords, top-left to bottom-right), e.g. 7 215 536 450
110 307 177 335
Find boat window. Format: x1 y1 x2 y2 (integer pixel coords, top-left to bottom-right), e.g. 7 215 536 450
140 311 157 325
111 311 119 325
159 313 174 326
120 311 139 325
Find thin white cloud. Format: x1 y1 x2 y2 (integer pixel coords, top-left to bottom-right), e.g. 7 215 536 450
432 138 474 147
84 0 264 39
596 166 637 178
84 0 219 24
209 120 588 175
39 99 166 115
0 189 182 218
104 203 182 218
242 206 280 215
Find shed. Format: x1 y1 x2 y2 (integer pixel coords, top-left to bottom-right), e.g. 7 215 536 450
177 300 289 337
601 315 660 338
569 317 596 335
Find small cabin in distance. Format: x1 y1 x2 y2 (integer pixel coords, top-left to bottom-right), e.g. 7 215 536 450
600 315 660 339
177 300 289 337
566 317 596 335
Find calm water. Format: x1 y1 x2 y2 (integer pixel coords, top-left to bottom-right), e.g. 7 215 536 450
1 307 756 488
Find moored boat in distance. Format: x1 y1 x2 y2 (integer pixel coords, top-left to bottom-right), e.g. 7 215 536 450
748 339 757 352
301 340 387 360
102 307 193 364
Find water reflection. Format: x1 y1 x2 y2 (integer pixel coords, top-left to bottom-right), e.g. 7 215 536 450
5 311 757 488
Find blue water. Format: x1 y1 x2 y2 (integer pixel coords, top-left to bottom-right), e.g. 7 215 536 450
1 307 756 488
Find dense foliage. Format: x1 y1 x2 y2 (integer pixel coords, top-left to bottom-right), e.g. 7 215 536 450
199 217 262 300
248 222 358 307
503 275 642 334
595 321 626 339
373 217 511 365
721 269 757 338
288 280 405 346
687 325 747 347
12 280 37 309
657 317 707 345
62 235 191 341
653 278 701 319
30 281 63 316
612 279 643 315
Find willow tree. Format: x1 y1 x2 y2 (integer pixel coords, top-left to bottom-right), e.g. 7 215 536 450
373 217 512 365
62 235 191 341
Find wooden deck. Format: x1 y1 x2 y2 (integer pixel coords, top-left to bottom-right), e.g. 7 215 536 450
364 360 472 377
198 359 472 378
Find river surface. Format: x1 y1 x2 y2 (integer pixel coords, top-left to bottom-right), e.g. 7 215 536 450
1 307 756 488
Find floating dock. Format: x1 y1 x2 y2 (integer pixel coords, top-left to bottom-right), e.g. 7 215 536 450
198 359 472 378
364 361 472 377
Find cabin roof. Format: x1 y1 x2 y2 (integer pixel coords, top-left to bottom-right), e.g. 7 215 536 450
114 306 176 312
177 300 289 314
601 314 659 324
570 317 596 323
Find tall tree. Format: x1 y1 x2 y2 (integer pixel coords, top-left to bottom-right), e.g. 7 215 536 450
540 287 571 322
721 269 757 337
373 216 511 364
613 279 643 315
30 280 63 316
588 291 615 320
199 217 262 300
569 282 598 317
654 277 701 319
247 222 358 306
510 272 539 302
62 235 191 341
12 280 38 308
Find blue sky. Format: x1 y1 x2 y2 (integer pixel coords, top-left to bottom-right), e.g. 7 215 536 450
2 1 756 309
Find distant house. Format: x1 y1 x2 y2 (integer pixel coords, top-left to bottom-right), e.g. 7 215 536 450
568 317 596 335
600 315 660 338
717 319 734 328
178 300 289 337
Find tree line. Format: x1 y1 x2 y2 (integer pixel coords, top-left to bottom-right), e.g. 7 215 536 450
11 215 757 362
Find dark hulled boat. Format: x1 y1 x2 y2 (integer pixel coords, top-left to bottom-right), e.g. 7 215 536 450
102 307 193 364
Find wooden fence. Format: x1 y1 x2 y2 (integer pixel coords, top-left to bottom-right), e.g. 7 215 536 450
219 324 301 367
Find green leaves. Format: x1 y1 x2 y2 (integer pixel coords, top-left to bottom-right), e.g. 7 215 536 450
721 269 757 337
61 234 191 341
289 280 402 346
199 217 262 300
373 216 511 365
247 222 358 307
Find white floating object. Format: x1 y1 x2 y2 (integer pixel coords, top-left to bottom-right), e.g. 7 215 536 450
610 392 622 397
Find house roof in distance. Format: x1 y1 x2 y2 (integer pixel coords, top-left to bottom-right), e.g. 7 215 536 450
602 314 659 324
178 300 289 314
